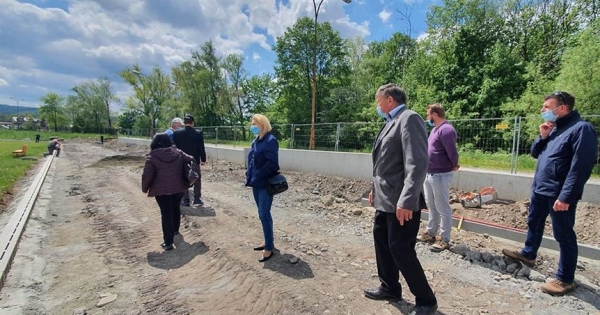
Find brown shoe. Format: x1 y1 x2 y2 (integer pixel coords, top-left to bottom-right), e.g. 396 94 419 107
501 249 535 267
540 279 575 296
430 239 450 252
417 231 435 243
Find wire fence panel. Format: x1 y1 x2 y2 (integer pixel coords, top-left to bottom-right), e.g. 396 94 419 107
119 115 600 176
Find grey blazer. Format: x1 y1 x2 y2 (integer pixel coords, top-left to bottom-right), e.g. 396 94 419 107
372 107 429 213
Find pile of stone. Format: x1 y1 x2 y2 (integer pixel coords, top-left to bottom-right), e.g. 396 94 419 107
448 243 544 281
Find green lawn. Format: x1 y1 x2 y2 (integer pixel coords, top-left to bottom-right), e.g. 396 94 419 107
0 140 49 209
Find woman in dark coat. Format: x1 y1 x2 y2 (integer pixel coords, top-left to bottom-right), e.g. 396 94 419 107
142 133 194 250
245 114 279 262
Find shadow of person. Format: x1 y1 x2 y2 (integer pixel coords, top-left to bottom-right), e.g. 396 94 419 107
389 300 447 315
182 206 216 217
570 281 600 310
146 235 209 270
262 251 315 280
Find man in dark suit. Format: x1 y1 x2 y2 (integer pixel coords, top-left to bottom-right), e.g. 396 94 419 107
364 84 438 315
173 115 207 206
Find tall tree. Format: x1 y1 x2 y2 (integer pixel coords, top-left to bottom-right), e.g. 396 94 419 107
94 77 118 129
273 17 351 125
120 65 174 134
222 53 248 125
39 92 66 130
172 41 226 126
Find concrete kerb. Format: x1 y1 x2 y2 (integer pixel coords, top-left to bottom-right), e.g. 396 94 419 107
361 198 600 261
0 153 55 290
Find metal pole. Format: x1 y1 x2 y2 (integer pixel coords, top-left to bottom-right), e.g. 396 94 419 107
290 124 295 149
514 117 523 174
335 123 341 151
510 116 518 174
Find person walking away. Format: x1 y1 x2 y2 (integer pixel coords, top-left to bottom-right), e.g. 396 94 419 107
164 118 184 142
141 134 195 250
417 103 459 252
35 134 41 143
502 91 598 295
364 84 438 315
245 114 279 263
173 115 207 206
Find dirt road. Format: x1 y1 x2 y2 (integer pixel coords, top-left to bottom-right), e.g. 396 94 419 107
0 141 599 315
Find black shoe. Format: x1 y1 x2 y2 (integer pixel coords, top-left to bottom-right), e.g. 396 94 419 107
161 243 174 251
182 200 190 207
409 304 438 315
258 252 274 262
363 288 401 301
193 198 204 206
253 245 265 251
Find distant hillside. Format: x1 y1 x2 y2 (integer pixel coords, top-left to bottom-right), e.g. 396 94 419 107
0 104 38 115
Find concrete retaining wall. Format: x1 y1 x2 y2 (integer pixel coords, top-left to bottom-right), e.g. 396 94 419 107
117 138 600 204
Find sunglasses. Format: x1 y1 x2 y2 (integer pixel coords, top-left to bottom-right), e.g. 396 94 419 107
554 91 567 105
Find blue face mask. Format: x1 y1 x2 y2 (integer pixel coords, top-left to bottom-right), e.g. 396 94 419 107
250 125 260 135
376 106 386 120
427 119 435 127
541 106 561 122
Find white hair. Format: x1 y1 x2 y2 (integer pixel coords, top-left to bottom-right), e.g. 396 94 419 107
171 118 183 127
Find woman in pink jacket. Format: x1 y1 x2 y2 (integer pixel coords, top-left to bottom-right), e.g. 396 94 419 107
142 133 194 250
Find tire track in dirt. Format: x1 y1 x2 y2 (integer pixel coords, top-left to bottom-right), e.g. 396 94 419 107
84 164 191 314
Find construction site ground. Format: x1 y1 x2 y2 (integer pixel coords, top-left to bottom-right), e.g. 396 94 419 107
0 140 598 315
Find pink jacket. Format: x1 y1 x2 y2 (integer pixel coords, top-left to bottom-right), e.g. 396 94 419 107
141 147 194 197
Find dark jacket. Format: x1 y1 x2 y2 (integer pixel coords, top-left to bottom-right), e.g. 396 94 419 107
531 110 598 203
173 126 206 163
245 132 279 188
142 146 194 197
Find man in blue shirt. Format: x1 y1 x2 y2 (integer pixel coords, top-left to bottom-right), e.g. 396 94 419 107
503 91 598 296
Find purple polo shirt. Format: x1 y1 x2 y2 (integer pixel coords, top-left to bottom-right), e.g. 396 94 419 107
427 121 459 173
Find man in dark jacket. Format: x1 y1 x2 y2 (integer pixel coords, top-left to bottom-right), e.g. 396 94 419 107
173 115 207 206
503 91 598 296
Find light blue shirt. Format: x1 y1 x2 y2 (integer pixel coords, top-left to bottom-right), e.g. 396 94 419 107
386 104 406 122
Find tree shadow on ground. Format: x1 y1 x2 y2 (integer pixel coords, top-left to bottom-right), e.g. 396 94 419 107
146 234 209 270
262 251 315 280
181 205 216 217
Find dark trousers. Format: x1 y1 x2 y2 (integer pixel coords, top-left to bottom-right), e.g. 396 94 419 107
155 192 184 245
183 167 201 202
373 210 437 307
522 193 578 283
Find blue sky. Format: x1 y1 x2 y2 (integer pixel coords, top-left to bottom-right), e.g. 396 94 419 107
0 0 435 111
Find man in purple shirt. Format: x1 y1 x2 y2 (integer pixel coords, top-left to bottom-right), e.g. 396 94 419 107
417 103 459 252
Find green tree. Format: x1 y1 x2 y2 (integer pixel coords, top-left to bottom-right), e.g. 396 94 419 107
172 41 226 126
555 20 600 114
273 17 351 125
120 65 174 134
39 92 66 130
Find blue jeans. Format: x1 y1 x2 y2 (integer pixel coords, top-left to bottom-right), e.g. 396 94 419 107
252 187 274 251
522 193 578 283
423 171 453 242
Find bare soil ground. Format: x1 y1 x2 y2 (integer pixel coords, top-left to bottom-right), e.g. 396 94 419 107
0 139 599 315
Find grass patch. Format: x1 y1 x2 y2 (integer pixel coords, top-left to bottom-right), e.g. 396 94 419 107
0 129 106 141
0 140 49 207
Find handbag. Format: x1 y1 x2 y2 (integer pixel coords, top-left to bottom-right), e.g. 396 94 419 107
266 172 288 195
183 160 200 188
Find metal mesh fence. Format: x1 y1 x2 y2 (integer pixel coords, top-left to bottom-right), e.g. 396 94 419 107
121 115 600 175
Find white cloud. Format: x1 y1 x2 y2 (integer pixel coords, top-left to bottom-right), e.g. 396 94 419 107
0 0 370 108
417 32 429 41
379 8 392 23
